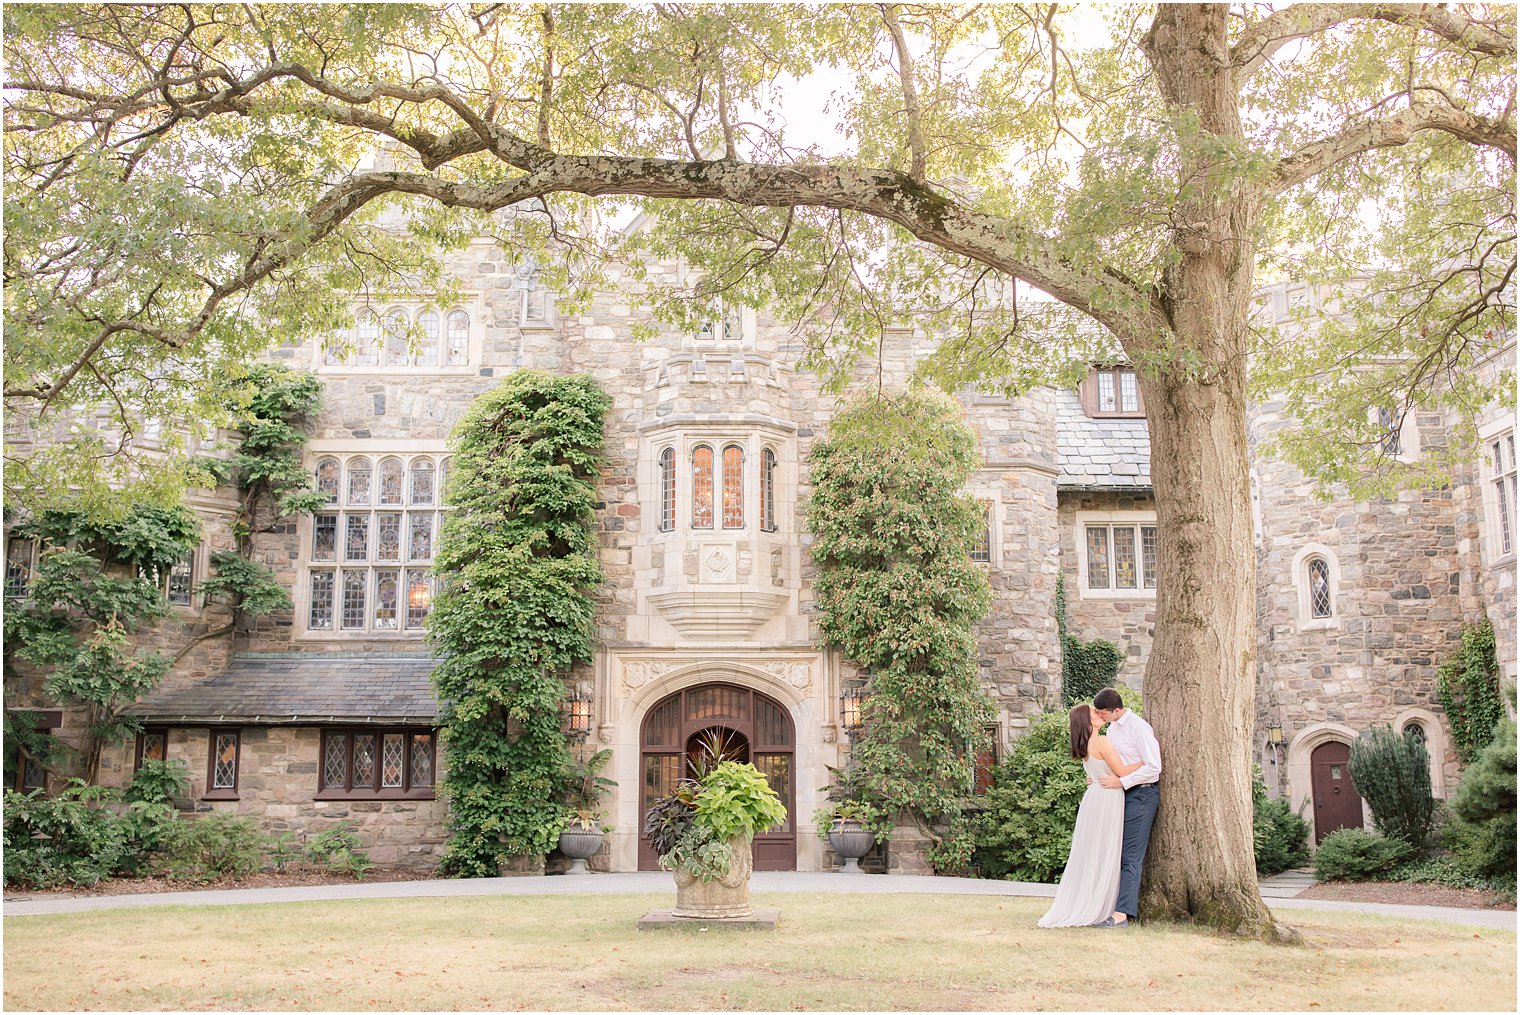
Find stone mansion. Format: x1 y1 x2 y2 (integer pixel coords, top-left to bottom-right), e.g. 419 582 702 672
5 235 1515 872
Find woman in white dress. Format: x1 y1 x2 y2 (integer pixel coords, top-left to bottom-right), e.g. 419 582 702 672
1037 703 1144 928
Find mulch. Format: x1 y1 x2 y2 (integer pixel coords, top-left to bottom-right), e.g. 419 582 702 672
1298 880 1516 911
2 867 438 901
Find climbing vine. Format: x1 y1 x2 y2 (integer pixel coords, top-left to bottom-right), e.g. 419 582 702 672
807 389 994 872
1437 619 1504 763
1055 572 1123 706
429 370 611 877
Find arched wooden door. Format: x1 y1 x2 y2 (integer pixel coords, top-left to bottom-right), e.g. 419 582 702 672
1311 740 1363 843
638 683 796 871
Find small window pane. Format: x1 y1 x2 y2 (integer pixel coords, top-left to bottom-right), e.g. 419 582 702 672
1086 527 1111 589
1119 371 1139 413
447 311 470 365
417 311 440 367
212 733 238 790
313 514 338 561
1098 372 1117 412
342 570 367 629
1308 557 1332 618
381 733 405 788
352 734 375 787
373 570 399 630
140 732 167 765
316 458 340 504
376 512 402 561
409 514 434 561
309 571 335 629
410 460 435 506
354 312 380 366
167 555 193 606
406 570 434 628
1141 526 1158 589
383 309 409 366
970 501 991 562
1114 527 1137 589
379 458 404 505
410 734 434 787
692 446 714 529
345 515 370 561
323 734 349 789
660 448 676 532
20 753 46 791
722 445 744 529
347 459 372 506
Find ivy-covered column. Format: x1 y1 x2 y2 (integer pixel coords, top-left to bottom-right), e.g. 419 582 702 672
807 389 994 871
430 370 611 877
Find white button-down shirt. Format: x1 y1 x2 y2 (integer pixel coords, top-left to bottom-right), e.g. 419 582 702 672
1107 709 1162 789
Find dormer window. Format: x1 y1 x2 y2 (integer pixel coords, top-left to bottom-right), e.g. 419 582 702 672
1082 366 1144 419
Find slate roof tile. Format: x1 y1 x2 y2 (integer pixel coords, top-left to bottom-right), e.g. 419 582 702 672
1055 388 1152 489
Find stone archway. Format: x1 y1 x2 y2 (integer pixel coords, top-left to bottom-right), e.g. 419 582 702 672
637 682 797 871
1286 721 1368 844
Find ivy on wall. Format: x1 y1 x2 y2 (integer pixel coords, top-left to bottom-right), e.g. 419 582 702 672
1437 619 1504 763
1055 572 1123 706
429 370 611 877
807 389 994 872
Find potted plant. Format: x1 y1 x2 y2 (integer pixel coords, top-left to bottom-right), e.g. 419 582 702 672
818 800 882 873
642 760 787 919
558 749 614 875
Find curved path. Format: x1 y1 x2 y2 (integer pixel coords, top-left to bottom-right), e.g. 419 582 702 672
5 871 1513 930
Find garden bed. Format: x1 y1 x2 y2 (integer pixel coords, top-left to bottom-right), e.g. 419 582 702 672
2 867 438 901
1299 880 1515 911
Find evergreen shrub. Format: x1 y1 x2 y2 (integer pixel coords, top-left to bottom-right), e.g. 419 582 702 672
1348 726 1436 852
306 822 374 879
1445 717 1517 879
970 710 1087 882
1252 776 1310 875
1312 828 1412 882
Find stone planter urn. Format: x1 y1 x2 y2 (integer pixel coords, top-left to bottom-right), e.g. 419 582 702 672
557 828 603 875
671 835 753 918
828 819 875 873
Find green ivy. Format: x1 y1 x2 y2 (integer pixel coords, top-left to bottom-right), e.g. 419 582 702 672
1436 620 1504 763
1055 572 1123 706
806 389 994 871
429 370 610 877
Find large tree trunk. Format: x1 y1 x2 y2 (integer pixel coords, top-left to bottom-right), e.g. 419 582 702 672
1133 4 1296 941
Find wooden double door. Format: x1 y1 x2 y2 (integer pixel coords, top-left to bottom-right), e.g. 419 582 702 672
637 683 796 871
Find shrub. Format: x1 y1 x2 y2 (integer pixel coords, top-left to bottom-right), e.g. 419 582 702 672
1313 828 1413 882
306 822 373 880
160 813 266 882
1390 855 1517 900
969 710 1088 882
2 782 131 888
1348 726 1436 852
1252 777 1310 875
1445 717 1516 879
123 758 189 806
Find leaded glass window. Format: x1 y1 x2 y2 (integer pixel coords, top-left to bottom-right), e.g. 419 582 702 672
1491 433 1515 556
409 514 434 561
373 570 399 629
137 729 167 770
692 446 714 529
406 570 434 628
342 570 367 629
1308 556 1332 618
166 555 194 606
410 460 435 505
383 308 409 366
309 570 335 629
345 514 369 561
354 312 380 366
659 448 676 531
320 729 435 797
417 311 440 367
1113 527 1138 589
970 501 992 562
760 448 777 532
316 458 340 504
722 445 745 529
447 311 470 365
1119 371 1140 413
1378 407 1401 455
1088 366 1144 418
379 458 404 505
330 305 469 369
347 458 372 506
6 538 37 599
1086 527 1111 589
1098 372 1117 412
1141 526 1158 589
313 514 337 561
376 513 402 561
211 732 239 791
1085 521 1157 592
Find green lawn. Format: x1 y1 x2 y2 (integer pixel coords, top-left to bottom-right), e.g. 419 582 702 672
4 893 1514 1011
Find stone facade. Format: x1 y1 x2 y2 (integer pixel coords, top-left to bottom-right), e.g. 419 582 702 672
6 245 1513 870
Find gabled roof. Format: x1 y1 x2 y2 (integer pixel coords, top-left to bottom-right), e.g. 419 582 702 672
1054 388 1152 490
129 653 441 724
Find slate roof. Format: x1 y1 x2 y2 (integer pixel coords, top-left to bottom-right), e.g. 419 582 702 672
129 653 441 724
1054 388 1152 490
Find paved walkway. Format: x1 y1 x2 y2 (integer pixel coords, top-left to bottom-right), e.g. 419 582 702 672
5 872 1513 930
1257 867 1317 899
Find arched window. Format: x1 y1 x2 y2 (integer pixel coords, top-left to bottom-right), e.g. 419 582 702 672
760 448 777 532
659 448 676 532
416 310 440 367
722 445 745 528
409 459 436 506
439 457 450 501
325 328 347 365
1403 721 1427 746
383 308 409 366
354 311 380 366
379 457 404 506
692 446 714 529
315 457 340 504
1307 556 1332 618
446 311 470 365
346 457 372 506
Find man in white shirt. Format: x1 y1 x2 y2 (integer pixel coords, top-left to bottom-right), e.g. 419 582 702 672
1094 686 1162 927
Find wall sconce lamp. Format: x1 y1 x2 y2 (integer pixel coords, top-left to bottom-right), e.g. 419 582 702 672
840 687 867 741
1267 722 1284 746
561 684 593 741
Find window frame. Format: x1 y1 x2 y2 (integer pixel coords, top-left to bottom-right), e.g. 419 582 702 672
760 447 778 533
1481 422 1517 562
1081 365 1146 419
1074 512 1158 599
1291 543 1342 632
319 300 481 372
970 499 994 564
203 728 241 800
135 727 170 772
5 536 39 600
315 727 438 801
658 447 677 532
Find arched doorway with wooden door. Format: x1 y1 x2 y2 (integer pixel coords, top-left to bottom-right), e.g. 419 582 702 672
1310 739 1364 843
638 683 796 871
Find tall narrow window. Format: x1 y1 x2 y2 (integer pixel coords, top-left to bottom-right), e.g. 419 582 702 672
406 570 433 628
6 538 36 599
345 515 370 561
315 457 340 504
1113 527 1138 589
166 555 194 606
1141 526 1158 590
342 570 367 629
347 458 372 506
1491 434 1516 556
313 514 338 561
692 446 714 529
970 501 992 562
760 448 777 533
310 570 335 629
409 459 435 506
659 448 676 532
446 311 470 365
1086 527 1111 589
416 311 440 367
379 458 404 505
1307 556 1332 618
1377 407 1402 455
136 728 168 770
383 308 409 366
354 311 380 367
209 731 239 793
722 445 745 529
373 571 399 629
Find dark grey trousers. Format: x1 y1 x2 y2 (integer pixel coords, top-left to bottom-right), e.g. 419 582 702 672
1116 783 1159 918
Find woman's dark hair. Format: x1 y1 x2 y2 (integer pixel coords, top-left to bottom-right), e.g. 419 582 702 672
1093 687 1124 711
1068 704 1094 761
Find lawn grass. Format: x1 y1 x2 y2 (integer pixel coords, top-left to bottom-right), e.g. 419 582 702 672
4 892 1514 1011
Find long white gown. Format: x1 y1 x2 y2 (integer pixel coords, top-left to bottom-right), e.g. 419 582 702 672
1037 756 1125 928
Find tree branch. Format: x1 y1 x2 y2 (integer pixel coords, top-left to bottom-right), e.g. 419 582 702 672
879 3 928 184
1270 101 1516 194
